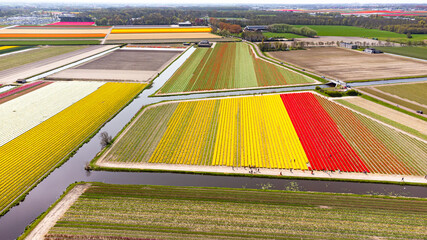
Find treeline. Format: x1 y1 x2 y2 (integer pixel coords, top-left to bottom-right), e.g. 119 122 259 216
78 8 426 34
81 8 211 26
268 24 317 37
210 18 242 35
258 42 306 52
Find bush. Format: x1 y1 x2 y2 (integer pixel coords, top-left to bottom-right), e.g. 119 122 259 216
325 91 343 97
346 89 359 96
315 86 321 91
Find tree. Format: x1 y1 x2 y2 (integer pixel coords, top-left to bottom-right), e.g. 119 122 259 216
100 132 113 148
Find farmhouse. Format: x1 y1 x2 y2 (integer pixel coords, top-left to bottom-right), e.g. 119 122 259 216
364 48 383 54
340 42 358 49
244 25 268 32
198 40 212 47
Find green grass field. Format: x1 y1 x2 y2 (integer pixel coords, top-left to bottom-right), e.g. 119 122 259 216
0 46 87 71
376 82 427 106
32 183 427 240
359 86 427 113
262 32 306 39
293 25 427 42
375 46 427 60
0 40 100 45
158 42 314 94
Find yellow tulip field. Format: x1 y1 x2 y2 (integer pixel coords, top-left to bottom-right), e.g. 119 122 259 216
0 82 145 214
104 94 309 169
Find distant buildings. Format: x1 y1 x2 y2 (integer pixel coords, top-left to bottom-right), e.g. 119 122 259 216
340 42 358 49
178 21 192 27
364 48 383 54
244 26 268 32
198 40 212 47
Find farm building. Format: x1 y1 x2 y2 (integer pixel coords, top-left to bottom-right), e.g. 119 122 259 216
178 21 192 27
340 42 358 49
198 40 212 47
244 25 268 32
364 48 383 54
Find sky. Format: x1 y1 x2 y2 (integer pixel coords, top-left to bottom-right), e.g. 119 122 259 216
5 0 427 5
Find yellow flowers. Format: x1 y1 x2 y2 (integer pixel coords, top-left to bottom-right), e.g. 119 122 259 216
0 46 18 51
148 95 309 169
111 27 212 34
0 82 145 214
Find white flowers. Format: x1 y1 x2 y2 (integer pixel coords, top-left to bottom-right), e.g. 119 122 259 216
0 81 105 146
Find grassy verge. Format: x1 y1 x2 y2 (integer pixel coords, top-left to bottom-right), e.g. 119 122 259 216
17 182 86 240
359 87 427 114
0 46 34 55
360 94 427 121
336 99 427 140
262 32 306 39
374 46 427 60
347 75 427 83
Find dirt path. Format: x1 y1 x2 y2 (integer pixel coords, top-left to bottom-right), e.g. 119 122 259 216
25 183 91 240
97 161 427 184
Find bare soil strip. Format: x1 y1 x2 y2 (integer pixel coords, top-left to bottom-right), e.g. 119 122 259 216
268 47 427 81
0 45 117 84
339 97 427 136
48 49 181 82
24 183 91 240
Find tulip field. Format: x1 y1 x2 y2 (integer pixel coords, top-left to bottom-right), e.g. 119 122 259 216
157 42 315 94
0 82 146 215
38 183 427 240
102 92 427 176
110 27 212 34
0 81 104 146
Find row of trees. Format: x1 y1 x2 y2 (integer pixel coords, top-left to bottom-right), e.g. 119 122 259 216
268 24 317 37
210 18 242 34
258 41 306 52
